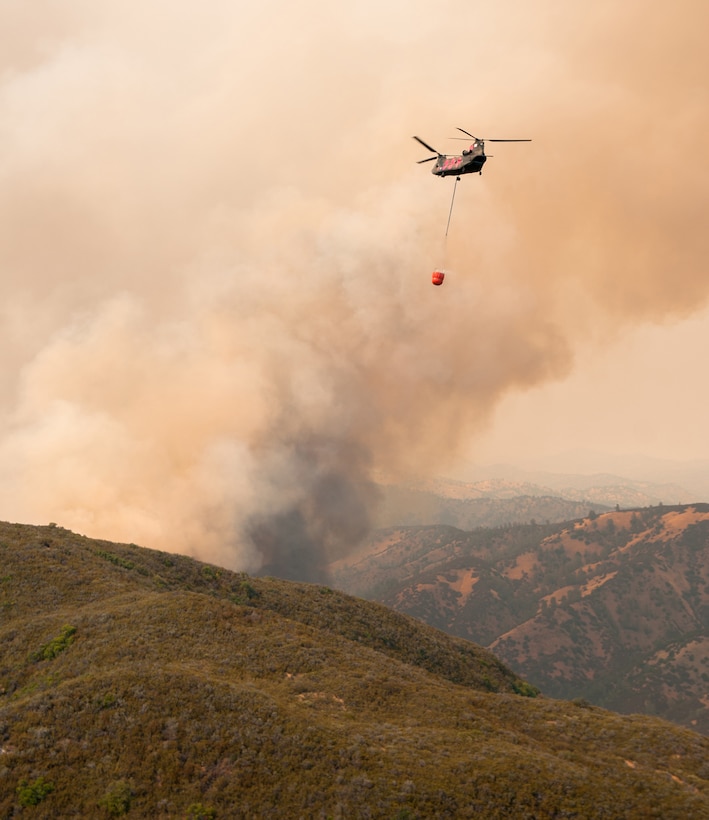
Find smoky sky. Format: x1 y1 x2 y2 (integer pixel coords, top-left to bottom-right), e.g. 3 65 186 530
0 1 708 578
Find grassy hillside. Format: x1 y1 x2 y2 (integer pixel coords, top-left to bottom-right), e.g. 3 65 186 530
335 505 709 735
1 522 709 817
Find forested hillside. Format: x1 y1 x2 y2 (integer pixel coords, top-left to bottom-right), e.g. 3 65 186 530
333 505 709 734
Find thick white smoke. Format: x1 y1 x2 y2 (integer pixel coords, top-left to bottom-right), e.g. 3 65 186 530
0 1 708 577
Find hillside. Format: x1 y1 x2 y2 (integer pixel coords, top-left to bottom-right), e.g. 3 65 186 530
332 505 709 734
2 522 709 816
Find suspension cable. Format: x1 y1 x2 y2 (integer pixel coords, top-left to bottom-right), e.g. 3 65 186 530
445 176 460 237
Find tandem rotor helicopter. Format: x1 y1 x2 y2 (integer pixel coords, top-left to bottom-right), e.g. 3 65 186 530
415 128 531 286
413 127 531 179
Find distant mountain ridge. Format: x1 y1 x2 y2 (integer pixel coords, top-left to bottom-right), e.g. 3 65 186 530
373 466 693 531
332 504 709 734
374 483 610 531
468 451 709 500
480 470 698 507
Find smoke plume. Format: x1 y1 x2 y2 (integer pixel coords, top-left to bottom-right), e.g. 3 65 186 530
0 1 708 578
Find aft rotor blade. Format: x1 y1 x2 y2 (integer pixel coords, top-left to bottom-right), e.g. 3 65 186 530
413 135 440 155
457 128 531 142
417 156 438 164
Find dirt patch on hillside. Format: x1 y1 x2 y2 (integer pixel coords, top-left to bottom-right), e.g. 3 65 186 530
505 551 538 580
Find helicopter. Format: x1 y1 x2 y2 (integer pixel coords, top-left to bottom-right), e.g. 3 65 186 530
413 128 531 178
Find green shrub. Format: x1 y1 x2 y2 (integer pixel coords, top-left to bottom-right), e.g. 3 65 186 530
30 624 76 662
186 803 217 819
16 776 54 806
99 780 132 816
96 549 135 571
231 579 259 604
512 679 540 697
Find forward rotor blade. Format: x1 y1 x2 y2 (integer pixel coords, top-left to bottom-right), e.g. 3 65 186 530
456 127 477 140
413 135 440 155
486 139 532 142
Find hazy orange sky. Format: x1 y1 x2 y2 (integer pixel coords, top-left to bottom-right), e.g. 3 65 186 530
467 304 709 470
1 1 708 571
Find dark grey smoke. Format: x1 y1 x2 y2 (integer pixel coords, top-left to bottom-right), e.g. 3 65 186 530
247 435 378 582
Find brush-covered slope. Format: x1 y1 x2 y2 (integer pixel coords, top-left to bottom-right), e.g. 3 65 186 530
490 506 709 730
2 523 709 818
335 505 709 734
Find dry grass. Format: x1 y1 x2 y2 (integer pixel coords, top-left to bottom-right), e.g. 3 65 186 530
1 521 708 817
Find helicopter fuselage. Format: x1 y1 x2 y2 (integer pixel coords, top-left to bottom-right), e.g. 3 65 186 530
432 141 486 177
